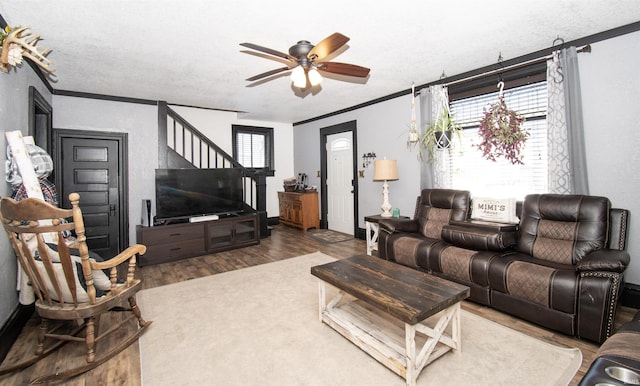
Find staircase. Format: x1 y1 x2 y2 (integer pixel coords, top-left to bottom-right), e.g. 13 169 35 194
157 101 270 238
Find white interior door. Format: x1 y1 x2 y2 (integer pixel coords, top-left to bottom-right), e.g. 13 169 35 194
326 132 354 234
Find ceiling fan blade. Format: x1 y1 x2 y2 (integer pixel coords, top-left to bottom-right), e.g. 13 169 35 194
317 62 370 78
240 42 296 61
308 33 350 61
245 66 291 82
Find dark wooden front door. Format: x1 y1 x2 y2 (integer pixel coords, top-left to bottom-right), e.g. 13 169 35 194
53 130 128 259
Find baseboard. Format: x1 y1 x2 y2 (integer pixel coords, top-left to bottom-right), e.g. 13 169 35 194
621 283 640 309
267 216 279 226
0 303 35 363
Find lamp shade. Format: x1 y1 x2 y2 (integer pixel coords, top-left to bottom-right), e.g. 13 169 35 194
373 159 398 181
291 65 307 88
308 67 322 86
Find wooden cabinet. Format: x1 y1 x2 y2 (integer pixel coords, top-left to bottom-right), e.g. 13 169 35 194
136 213 259 266
205 216 259 252
278 191 319 231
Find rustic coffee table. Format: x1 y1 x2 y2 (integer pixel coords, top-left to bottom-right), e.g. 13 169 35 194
311 255 469 386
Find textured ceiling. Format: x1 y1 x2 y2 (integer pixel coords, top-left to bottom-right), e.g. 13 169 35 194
1 1 639 123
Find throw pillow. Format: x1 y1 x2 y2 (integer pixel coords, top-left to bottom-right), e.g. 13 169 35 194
44 243 112 291
471 197 518 223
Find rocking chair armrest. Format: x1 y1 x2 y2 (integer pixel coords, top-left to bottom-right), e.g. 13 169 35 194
90 244 147 270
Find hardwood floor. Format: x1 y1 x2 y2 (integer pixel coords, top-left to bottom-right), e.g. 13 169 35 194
0 224 636 385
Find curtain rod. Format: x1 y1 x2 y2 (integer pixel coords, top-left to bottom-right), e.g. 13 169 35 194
416 44 591 94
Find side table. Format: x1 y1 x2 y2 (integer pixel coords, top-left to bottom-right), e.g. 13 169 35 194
364 214 409 256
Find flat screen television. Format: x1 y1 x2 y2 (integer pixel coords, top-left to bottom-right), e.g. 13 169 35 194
155 168 245 222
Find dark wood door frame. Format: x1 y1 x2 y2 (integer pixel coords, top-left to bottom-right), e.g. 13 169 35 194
28 86 52 155
52 129 130 251
319 120 359 234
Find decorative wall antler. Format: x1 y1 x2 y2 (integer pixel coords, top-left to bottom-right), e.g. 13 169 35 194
0 26 54 74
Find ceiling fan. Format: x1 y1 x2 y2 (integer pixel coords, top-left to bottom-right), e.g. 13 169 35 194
240 32 370 88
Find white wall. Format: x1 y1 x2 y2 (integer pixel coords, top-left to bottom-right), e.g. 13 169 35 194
579 30 640 284
0 66 52 326
294 30 640 285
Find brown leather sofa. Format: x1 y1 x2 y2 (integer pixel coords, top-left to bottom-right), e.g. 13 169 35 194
378 189 631 343
579 310 640 385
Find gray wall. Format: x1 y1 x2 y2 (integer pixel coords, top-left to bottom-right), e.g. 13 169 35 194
294 30 640 286
0 67 52 326
294 97 422 224
579 30 640 284
53 96 159 247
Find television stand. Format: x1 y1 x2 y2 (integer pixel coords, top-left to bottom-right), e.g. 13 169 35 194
136 212 259 266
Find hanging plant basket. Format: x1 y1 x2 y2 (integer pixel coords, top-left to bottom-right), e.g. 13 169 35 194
476 94 528 165
419 103 462 161
435 130 453 149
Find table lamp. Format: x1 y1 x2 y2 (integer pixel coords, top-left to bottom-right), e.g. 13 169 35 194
373 159 399 217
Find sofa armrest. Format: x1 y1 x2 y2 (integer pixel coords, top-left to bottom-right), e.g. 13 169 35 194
442 220 518 251
378 218 418 234
576 249 630 273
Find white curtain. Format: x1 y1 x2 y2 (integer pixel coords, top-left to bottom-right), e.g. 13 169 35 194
418 84 450 189
546 47 589 194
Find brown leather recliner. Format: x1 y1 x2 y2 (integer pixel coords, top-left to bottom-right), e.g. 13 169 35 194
378 189 470 267
378 190 631 343
579 310 640 385
489 194 630 343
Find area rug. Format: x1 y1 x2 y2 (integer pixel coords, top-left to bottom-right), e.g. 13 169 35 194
307 229 353 243
137 252 582 385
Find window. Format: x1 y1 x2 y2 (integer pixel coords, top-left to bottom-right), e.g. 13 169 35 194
232 125 274 174
446 81 548 199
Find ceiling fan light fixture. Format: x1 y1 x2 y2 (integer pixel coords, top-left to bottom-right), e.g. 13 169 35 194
242 33 370 88
291 65 307 88
308 67 322 86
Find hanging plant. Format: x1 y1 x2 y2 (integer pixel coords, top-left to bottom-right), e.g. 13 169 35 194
476 88 528 165
419 103 462 161
406 83 420 148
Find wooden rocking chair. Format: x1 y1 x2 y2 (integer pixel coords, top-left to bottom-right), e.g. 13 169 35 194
0 193 152 383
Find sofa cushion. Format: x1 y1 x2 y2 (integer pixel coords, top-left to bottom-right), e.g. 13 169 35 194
596 329 640 362
579 311 640 385
439 246 476 282
417 206 451 239
392 235 422 267
505 261 555 306
424 244 500 288
531 219 578 264
415 189 470 240
384 233 440 268
489 253 578 314
518 194 610 265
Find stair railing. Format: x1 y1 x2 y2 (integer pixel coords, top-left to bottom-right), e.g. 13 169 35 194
157 101 269 237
